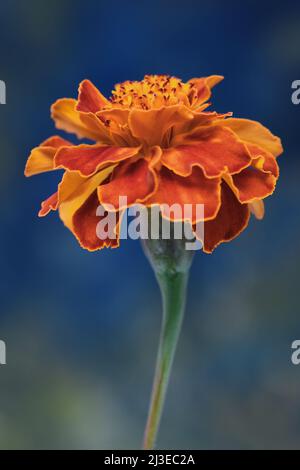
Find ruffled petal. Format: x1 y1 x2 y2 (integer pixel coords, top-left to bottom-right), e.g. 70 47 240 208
246 143 279 178
51 98 110 143
72 191 121 251
38 192 59 217
25 136 72 176
171 110 232 143
224 167 277 203
96 108 138 146
76 80 109 113
54 144 140 176
41 136 72 147
188 75 224 107
98 158 157 211
218 118 283 157
162 126 251 178
97 107 130 127
197 182 250 253
146 166 221 223
128 105 194 147
58 166 115 230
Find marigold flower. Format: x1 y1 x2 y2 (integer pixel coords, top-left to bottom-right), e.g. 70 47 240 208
25 75 283 252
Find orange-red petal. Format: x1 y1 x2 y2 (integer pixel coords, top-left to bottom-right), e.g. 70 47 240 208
247 143 279 178
58 166 116 230
51 98 111 143
171 110 232 143
72 191 120 251
188 75 224 107
225 167 277 203
198 182 250 253
40 136 72 148
218 118 283 158
128 105 193 147
96 107 130 127
54 144 140 176
96 108 137 146
146 166 221 223
38 192 59 217
162 126 251 178
25 136 72 176
98 158 157 211
76 80 109 113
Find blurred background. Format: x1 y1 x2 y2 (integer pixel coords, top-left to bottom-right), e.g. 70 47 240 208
0 0 299 450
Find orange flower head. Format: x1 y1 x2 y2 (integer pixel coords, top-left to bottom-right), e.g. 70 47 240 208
109 75 214 110
25 74 283 252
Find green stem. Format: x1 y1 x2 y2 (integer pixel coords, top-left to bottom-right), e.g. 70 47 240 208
143 269 189 450
141 233 194 450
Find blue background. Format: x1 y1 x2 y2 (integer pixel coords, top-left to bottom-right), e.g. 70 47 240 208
0 0 300 449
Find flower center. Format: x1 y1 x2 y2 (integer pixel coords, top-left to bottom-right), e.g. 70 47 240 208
109 75 194 110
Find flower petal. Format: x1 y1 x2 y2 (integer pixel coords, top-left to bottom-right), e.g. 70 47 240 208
72 191 121 251
171 110 232 143
58 166 115 230
162 126 251 178
128 105 193 146
41 136 72 147
51 98 110 142
218 118 283 157
197 182 250 253
97 108 130 126
96 108 138 146
249 199 265 220
146 166 221 223
54 144 140 176
188 75 224 107
38 192 59 217
76 80 109 113
224 167 277 203
25 136 72 176
247 143 279 178
98 158 157 211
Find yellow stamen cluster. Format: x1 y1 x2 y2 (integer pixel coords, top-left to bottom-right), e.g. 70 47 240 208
110 75 194 109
